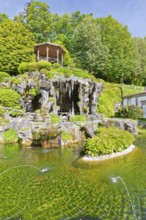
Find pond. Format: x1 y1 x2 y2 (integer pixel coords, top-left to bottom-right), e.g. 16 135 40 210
0 131 146 220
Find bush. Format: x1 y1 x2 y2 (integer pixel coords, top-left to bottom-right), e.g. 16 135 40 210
62 131 72 141
49 67 96 80
0 72 10 83
40 68 48 75
115 105 143 119
18 62 29 74
50 113 60 124
28 62 38 72
52 63 61 69
0 106 5 117
0 87 21 109
46 71 54 79
9 111 24 117
85 127 135 157
3 128 19 143
70 115 86 122
37 61 51 71
97 86 122 117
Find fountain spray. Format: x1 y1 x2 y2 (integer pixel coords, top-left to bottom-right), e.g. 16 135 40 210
111 176 137 220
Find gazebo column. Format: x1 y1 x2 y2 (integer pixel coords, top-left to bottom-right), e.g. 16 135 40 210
37 49 40 61
61 54 64 67
56 49 60 63
46 47 49 61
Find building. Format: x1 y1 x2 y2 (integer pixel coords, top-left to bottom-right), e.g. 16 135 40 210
34 42 65 65
123 92 146 118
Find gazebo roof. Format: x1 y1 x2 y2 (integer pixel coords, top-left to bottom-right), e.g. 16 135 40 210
34 42 65 58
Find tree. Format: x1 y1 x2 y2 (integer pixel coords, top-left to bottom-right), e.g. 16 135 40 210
0 19 35 74
23 0 52 43
0 13 9 24
53 40 74 66
74 16 109 75
51 11 86 53
97 16 135 83
131 38 146 85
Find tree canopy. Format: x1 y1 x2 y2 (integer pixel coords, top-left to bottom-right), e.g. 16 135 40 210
74 16 109 75
0 19 34 74
0 1 146 85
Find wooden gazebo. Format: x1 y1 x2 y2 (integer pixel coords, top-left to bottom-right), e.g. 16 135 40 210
34 42 65 65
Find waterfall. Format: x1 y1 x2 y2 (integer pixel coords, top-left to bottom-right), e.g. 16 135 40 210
71 101 75 116
50 81 55 97
41 90 48 106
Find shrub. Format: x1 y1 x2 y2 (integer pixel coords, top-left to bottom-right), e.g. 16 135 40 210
50 113 60 124
70 115 86 122
28 62 38 72
0 72 10 83
0 106 5 117
28 88 37 96
40 68 48 75
0 87 21 109
9 111 24 117
97 87 122 117
52 63 61 69
62 131 72 141
37 61 51 71
46 71 54 79
18 62 29 74
85 127 135 157
115 105 143 119
3 128 19 143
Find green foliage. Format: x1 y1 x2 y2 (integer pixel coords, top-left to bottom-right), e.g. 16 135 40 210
46 70 55 79
52 63 61 69
97 85 122 117
115 105 143 119
123 84 144 96
3 128 19 143
37 61 51 71
50 67 96 80
18 62 29 74
0 13 9 24
17 0 52 43
85 127 135 156
0 72 10 83
50 113 60 124
131 38 146 85
40 68 48 75
62 131 72 141
0 106 5 117
97 16 135 83
9 111 24 117
0 87 21 109
74 16 108 76
0 19 34 74
70 115 86 122
0 117 9 126
28 88 37 96
53 40 74 66
48 97 56 102
28 62 38 72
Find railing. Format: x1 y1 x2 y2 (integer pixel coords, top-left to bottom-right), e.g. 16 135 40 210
38 57 61 64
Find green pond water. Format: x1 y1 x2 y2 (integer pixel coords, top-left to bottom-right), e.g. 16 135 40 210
0 132 146 220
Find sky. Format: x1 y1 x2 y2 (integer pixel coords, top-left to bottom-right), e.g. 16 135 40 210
0 0 146 37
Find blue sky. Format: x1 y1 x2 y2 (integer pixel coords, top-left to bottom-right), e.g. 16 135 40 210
0 0 146 37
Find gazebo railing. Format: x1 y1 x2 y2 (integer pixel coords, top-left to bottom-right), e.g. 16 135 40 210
38 57 61 64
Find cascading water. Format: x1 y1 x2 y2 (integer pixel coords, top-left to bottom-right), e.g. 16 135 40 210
111 176 137 220
40 90 48 106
